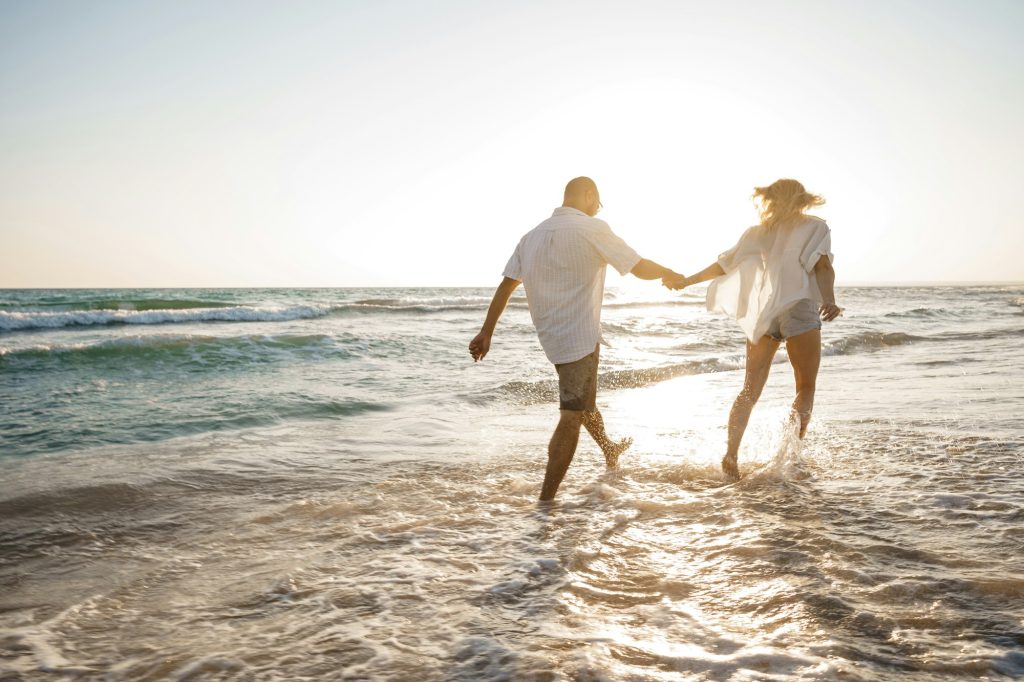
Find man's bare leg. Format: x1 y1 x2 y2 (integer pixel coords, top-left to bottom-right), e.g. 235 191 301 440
540 410 584 501
581 410 632 468
724 336 780 479
784 329 821 438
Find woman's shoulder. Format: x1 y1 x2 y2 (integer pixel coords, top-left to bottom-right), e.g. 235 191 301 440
801 215 829 229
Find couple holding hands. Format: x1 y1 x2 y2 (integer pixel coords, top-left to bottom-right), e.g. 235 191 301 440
469 177 840 500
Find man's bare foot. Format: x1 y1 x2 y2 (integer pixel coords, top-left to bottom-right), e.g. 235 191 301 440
722 454 740 480
604 437 633 468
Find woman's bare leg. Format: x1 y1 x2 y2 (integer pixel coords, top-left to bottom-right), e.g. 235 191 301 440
724 336 781 478
784 329 822 438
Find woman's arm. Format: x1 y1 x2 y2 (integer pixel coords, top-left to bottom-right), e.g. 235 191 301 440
663 262 725 290
814 256 841 321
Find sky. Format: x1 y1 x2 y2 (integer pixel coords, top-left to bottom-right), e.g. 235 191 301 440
1 0 1022 287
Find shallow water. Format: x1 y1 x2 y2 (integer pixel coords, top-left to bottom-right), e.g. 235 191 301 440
1 285 1022 679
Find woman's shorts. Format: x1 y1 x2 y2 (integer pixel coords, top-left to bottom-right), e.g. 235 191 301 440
766 299 822 341
554 346 599 412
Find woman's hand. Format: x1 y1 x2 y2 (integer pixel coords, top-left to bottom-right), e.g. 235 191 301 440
819 302 842 322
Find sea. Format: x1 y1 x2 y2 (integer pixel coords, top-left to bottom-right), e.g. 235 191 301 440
0 285 1022 681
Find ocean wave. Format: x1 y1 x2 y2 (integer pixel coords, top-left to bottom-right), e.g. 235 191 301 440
824 328 1024 355
353 296 497 307
933 328 1024 342
0 305 331 331
330 296 703 316
603 299 706 309
1 397 391 456
0 298 236 312
486 357 745 405
883 307 957 319
331 302 506 315
824 331 924 355
477 326 1003 406
0 333 346 365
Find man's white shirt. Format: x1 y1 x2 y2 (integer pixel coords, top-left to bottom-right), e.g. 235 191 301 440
503 207 641 365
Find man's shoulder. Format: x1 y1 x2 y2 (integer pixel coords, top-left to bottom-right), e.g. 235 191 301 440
547 213 612 234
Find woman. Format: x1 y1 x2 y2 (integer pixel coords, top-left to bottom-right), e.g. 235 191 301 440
665 179 841 479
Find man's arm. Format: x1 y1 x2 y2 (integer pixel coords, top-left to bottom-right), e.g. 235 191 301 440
814 255 841 321
630 258 683 281
469 277 521 362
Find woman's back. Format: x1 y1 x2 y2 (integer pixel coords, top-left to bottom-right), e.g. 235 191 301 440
708 215 833 342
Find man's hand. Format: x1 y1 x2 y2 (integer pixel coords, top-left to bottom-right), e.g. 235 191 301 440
469 277 520 363
662 273 688 290
469 332 492 362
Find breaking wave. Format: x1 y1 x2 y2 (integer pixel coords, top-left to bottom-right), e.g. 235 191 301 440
0 333 348 366
883 307 957 319
476 325 1014 406
484 357 746 405
0 305 332 331
824 331 924 354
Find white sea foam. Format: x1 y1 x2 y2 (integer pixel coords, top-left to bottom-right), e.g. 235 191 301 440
0 305 331 331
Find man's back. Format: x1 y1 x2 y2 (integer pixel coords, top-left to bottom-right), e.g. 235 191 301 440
504 207 640 365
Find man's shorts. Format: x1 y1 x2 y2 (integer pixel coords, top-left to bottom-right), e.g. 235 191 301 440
554 346 599 412
766 299 822 341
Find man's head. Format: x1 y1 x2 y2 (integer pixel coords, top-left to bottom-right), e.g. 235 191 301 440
563 177 602 217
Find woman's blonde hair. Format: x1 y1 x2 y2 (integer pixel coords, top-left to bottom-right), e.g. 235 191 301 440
753 179 824 228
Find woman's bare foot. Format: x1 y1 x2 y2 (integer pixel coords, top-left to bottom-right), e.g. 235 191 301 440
603 437 633 468
791 409 812 439
799 412 811 439
722 454 740 480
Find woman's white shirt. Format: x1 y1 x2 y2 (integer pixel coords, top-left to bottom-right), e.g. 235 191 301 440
706 216 833 342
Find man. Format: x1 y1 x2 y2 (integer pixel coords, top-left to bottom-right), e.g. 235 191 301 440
469 177 683 501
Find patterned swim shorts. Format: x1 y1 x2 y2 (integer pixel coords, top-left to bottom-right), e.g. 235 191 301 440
554 346 599 412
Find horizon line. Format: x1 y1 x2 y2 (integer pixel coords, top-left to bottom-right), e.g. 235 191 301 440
1 280 1022 291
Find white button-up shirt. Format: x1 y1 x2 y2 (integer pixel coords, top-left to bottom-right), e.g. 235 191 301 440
707 216 834 342
503 207 641 364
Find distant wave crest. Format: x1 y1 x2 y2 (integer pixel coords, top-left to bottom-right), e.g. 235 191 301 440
0 305 332 331
0 298 236 313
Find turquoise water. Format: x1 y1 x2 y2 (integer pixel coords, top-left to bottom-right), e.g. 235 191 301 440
1 285 1022 679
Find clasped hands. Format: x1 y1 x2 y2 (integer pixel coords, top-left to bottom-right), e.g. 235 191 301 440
661 272 689 291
